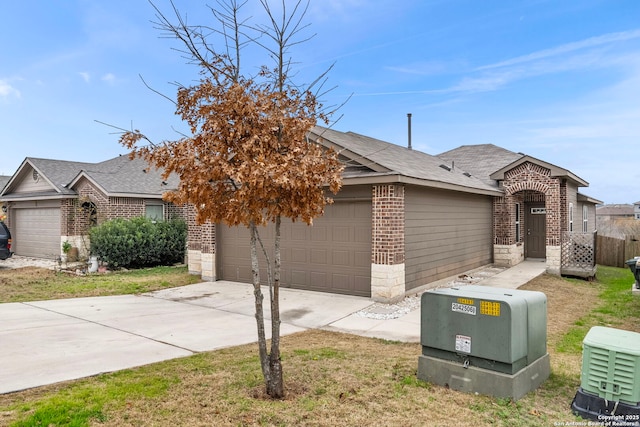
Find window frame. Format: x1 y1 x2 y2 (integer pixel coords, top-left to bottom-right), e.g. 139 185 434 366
569 202 574 232
145 203 165 222
515 203 521 242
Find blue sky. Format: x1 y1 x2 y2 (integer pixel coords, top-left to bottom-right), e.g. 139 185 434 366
1 1 639 204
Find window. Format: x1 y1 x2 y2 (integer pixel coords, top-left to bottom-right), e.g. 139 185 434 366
569 202 573 232
582 205 588 232
515 203 521 242
146 204 164 222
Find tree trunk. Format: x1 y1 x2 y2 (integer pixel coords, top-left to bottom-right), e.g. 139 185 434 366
249 222 270 388
266 215 284 398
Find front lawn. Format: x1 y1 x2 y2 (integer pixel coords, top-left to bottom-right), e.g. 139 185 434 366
0 266 201 303
1 266 638 426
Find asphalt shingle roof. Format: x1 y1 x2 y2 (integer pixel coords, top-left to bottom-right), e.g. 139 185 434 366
312 126 499 194
21 155 177 197
0 176 10 192
437 144 524 188
28 158 95 195
83 155 179 195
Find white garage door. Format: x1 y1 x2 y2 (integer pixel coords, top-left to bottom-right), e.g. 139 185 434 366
14 208 61 258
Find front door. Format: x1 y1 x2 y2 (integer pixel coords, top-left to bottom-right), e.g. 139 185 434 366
526 203 546 258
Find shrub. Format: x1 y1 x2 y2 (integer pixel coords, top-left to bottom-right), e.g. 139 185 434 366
90 217 186 269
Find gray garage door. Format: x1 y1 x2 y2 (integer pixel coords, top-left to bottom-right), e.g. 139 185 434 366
218 201 372 296
14 208 61 258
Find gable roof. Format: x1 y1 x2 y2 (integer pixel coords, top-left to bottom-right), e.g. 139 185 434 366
437 144 522 188
311 126 501 196
0 155 178 201
437 143 589 188
68 155 179 197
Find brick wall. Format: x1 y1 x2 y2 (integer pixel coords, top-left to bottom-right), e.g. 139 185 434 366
371 184 405 265
496 161 565 248
185 205 202 251
62 179 110 236
63 178 189 237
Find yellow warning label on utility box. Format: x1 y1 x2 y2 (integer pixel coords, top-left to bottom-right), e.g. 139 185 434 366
457 297 474 305
480 301 501 316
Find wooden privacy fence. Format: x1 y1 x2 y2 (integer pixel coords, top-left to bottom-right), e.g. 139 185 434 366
595 234 640 268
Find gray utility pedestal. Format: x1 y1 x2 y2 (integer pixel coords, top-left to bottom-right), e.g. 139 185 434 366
418 353 550 401
417 285 550 401
625 258 640 295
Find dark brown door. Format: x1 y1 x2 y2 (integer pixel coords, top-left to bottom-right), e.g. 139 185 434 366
526 203 546 258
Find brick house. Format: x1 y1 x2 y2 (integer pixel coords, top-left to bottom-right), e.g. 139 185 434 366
1 127 601 302
0 155 184 259
187 127 601 301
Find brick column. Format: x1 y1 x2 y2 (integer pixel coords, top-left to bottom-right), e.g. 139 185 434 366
186 205 203 276
545 180 562 274
200 221 216 281
371 184 405 303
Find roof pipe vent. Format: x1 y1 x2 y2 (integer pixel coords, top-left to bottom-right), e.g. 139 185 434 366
407 113 412 150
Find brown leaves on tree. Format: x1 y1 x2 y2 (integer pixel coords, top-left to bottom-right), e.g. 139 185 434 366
119 67 344 228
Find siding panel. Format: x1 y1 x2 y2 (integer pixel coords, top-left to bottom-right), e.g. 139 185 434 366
405 186 493 291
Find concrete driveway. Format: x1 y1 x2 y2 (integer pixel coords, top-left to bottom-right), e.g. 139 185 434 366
0 281 375 394
0 260 546 394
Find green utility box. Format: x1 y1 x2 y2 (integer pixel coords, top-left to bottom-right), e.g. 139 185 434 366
571 326 640 422
418 285 550 400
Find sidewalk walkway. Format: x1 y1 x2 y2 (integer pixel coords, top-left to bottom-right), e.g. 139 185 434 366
327 259 547 341
0 260 547 394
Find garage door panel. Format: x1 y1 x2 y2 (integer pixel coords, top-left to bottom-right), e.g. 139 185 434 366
309 249 326 264
331 274 351 292
354 251 371 268
332 250 350 266
218 201 372 297
291 250 306 263
310 226 327 241
291 227 306 240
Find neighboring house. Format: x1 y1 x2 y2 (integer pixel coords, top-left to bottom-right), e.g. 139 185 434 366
596 204 635 221
0 156 183 259
0 127 601 302
635 201 640 220
0 176 10 193
596 204 638 238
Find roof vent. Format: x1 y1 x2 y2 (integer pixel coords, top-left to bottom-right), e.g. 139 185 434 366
439 164 451 171
463 172 472 177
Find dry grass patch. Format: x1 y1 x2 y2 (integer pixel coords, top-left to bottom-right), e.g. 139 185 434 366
1 268 638 427
0 266 200 303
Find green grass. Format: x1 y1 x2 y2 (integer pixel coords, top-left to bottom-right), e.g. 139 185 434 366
5 369 179 426
555 265 639 354
1 266 639 427
0 265 201 303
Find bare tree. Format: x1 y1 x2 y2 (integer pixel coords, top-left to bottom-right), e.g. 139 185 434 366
119 0 343 398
